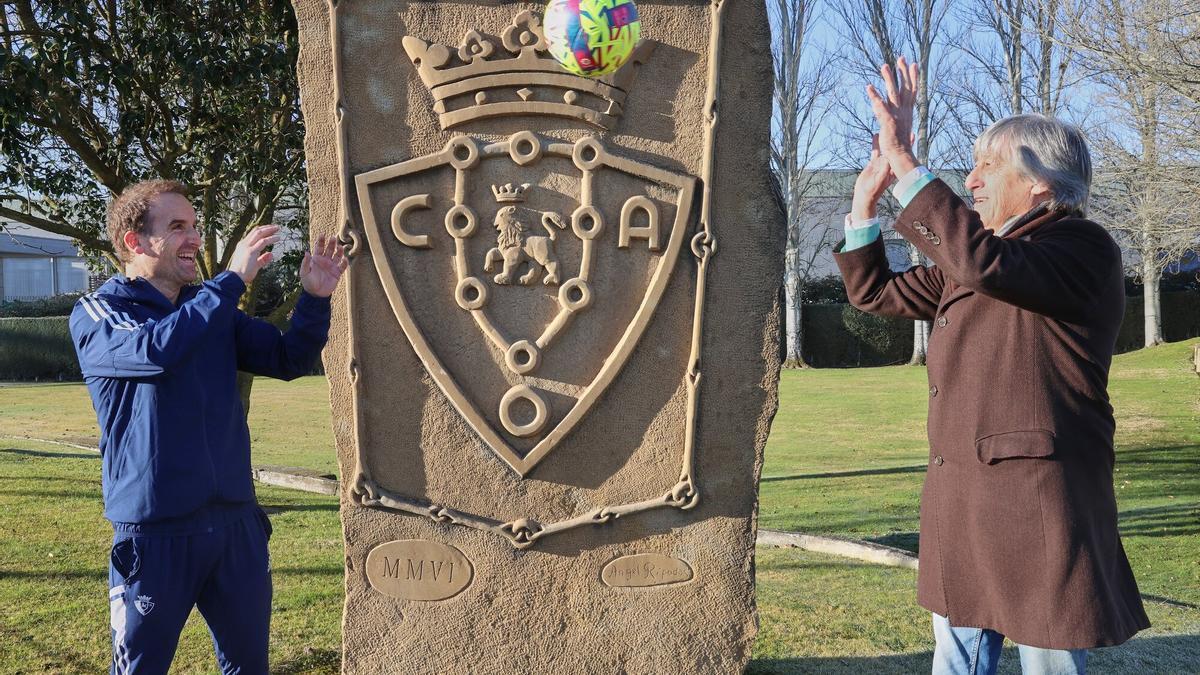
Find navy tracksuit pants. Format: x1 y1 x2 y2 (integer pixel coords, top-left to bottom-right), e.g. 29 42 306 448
107 508 273 674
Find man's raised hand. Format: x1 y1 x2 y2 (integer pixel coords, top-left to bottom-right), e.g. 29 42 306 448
865 56 920 176
852 135 897 221
228 225 282 285
300 234 348 298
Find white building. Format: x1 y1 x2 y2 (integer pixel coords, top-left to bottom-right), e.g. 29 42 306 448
0 221 90 301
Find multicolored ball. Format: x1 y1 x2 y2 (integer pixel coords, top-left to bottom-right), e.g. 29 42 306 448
544 0 641 78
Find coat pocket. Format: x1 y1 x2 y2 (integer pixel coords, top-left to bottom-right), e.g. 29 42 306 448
975 429 1056 464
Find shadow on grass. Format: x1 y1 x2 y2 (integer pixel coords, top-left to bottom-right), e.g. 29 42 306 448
750 634 1200 674
272 565 343 577
1141 593 1200 610
1118 502 1200 538
0 569 107 582
260 503 339 514
865 531 919 554
762 465 926 483
0 473 98 484
0 447 98 460
0 488 101 499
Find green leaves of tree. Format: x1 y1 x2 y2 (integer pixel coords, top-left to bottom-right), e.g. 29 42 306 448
0 0 306 277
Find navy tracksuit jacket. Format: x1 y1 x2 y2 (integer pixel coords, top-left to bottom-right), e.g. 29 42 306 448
70 271 330 673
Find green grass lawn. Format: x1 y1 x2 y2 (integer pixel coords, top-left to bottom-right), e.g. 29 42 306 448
1 338 1197 672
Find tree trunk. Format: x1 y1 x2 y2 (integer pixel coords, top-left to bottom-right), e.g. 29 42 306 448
784 276 810 368
236 370 256 421
236 277 261 419
1143 258 1164 347
908 243 928 365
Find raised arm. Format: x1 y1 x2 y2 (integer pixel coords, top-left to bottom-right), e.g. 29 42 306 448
71 272 245 378
893 180 1121 322
234 234 345 380
833 131 945 321
834 238 945 321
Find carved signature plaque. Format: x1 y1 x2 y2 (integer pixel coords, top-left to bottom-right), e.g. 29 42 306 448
366 540 474 601
601 553 693 588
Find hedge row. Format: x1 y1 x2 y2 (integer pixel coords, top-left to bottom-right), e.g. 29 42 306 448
0 293 84 318
2 291 1198 380
0 316 325 381
801 290 1200 368
0 317 81 380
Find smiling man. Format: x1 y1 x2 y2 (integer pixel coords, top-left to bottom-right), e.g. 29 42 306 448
69 179 346 674
833 61 1149 674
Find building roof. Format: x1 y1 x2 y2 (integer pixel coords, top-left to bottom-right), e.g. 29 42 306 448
0 232 81 257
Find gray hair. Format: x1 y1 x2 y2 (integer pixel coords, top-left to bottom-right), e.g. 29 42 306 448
974 114 1092 215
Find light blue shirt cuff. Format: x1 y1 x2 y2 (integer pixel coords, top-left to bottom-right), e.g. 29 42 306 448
842 214 881 252
892 166 937 208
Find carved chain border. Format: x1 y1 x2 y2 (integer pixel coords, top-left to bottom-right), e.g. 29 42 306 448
328 0 724 549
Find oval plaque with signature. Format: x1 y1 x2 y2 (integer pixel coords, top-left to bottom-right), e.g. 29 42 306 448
365 539 474 601
601 553 693 588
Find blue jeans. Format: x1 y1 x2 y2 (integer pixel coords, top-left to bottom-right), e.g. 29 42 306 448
932 613 1087 675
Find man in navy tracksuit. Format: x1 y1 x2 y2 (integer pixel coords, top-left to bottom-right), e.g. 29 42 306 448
70 180 346 674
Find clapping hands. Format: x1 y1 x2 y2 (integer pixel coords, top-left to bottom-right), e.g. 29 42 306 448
865 56 921 177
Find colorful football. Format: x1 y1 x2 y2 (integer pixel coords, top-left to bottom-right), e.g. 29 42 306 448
544 0 641 77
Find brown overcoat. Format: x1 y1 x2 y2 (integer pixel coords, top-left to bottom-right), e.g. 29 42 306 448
833 179 1150 649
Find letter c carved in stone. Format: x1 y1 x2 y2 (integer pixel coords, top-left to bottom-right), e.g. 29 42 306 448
391 194 434 249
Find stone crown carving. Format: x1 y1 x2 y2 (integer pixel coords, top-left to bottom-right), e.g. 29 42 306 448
401 10 655 131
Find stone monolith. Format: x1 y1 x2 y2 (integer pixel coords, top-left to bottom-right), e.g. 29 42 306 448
294 1 782 671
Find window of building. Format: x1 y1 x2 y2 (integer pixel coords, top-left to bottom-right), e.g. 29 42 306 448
55 257 88 294
3 257 54 300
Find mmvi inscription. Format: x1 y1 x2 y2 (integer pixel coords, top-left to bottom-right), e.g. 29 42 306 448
365 540 474 601
601 553 693 588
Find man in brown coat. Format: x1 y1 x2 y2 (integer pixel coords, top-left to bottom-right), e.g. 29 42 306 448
834 57 1149 674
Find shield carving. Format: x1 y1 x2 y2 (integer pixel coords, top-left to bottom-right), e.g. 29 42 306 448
354 132 696 477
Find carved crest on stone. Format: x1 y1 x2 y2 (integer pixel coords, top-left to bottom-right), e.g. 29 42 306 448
334 9 720 548
355 132 696 475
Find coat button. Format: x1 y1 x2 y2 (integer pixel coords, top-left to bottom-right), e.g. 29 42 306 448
936 316 948 327
931 236 941 245
913 220 923 229
933 455 944 466
929 385 938 397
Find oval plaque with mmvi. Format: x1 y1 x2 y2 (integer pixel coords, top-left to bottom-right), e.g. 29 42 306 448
366 540 473 601
601 553 693 588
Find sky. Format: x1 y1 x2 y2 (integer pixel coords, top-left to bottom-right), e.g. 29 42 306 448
769 0 1127 172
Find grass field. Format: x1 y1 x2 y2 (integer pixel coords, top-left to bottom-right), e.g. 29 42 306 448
1 338 1197 673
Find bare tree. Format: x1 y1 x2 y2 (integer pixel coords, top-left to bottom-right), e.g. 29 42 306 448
943 0 1081 165
832 0 953 365
771 0 838 368
1060 0 1200 105
1070 1 1199 346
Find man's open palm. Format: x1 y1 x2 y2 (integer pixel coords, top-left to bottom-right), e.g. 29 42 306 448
866 56 919 162
300 235 348 298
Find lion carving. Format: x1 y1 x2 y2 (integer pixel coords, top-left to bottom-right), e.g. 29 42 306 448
483 205 567 285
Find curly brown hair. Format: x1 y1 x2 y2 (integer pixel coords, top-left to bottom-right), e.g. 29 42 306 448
106 180 189 263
